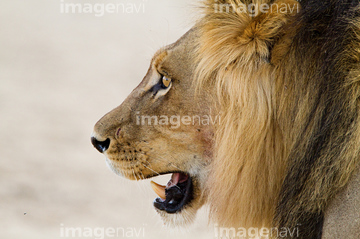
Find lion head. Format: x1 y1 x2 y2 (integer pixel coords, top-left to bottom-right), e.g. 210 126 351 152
91 27 215 226
92 0 360 237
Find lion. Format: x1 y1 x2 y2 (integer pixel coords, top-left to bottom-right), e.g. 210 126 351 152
91 0 360 238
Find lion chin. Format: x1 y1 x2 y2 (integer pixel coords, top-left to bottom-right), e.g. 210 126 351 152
92 0 360 238
107 160 202 227
100 148 207 227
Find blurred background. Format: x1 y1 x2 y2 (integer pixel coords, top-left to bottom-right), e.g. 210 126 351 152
0 0 214 238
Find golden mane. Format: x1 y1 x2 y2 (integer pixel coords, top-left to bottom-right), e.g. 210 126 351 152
195 0 300 228
195 0 360 234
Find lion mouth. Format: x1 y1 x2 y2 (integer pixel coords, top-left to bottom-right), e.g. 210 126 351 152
150 172 193 214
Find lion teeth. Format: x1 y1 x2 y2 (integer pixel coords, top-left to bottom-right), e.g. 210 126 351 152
150 181 166 200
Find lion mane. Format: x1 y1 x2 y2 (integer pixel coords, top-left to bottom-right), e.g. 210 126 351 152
195 0 360 237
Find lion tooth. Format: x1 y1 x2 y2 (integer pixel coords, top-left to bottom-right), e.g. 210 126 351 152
150 181 166 200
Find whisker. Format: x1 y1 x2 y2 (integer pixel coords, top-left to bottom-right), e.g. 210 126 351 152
132 169 139 181
141 163 160 176
140 171 146 180
153 155 183 171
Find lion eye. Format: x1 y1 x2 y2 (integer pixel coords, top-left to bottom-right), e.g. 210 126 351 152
161 76 171 89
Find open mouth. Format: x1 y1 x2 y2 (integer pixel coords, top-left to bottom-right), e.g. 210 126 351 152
150 172 193 214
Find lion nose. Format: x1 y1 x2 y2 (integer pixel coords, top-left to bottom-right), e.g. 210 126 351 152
91 137 110 153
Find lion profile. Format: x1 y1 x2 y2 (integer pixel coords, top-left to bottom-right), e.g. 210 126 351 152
92 0 360 238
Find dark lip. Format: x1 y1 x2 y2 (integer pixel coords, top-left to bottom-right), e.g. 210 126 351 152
153 175 193 214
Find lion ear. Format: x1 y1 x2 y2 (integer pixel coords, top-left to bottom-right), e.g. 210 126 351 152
238 0 300 60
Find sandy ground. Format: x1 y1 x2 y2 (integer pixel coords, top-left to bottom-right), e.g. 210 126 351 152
0 1 214 238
